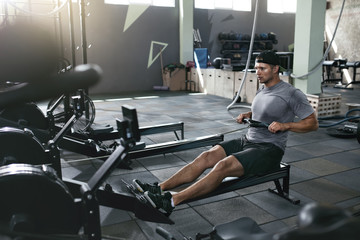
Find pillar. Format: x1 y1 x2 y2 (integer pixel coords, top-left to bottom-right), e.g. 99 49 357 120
292 0 327 94
179 0 193 64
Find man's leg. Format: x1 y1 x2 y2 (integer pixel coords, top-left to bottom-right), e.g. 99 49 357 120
133 145 227 195
159 145 228 191
171 155 244 206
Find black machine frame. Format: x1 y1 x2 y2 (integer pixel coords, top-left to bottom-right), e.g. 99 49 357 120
0 105 174 240
0 66 175 239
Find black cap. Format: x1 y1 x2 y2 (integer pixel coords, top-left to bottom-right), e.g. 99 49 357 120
255 50 280 66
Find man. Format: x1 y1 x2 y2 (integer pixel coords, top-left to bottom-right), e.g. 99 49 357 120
134 50 318 215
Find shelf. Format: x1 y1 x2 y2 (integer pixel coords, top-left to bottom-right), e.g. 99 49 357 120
220 40 273 43
221 50 266 54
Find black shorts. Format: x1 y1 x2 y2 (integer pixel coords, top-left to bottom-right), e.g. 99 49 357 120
218 136 284 176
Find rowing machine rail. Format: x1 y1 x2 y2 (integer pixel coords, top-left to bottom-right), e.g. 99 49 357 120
182 163 299 205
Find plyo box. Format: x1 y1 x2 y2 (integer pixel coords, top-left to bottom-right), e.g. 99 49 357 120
163 68 186 91
306 93 341 117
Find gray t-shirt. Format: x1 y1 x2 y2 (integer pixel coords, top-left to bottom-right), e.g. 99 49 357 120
246 80 314 151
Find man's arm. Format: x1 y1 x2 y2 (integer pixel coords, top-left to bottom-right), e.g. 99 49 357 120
269 112 318 133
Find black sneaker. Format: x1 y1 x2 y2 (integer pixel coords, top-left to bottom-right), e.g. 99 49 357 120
144 191 174 216
133 179 162 195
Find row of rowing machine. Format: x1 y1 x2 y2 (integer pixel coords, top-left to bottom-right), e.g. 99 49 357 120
0 65 174 240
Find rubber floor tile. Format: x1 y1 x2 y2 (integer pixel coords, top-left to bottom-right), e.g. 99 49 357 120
291 178 360 204
194 196 276 226
291 158 349 176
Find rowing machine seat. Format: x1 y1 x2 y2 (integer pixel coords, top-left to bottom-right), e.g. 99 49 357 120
212 217 270 240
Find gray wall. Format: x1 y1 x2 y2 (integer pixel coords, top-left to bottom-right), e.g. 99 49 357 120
59 1 298 95
82 1 180 94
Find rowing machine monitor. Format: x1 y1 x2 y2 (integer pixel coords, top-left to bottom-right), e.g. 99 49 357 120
118 105 141 143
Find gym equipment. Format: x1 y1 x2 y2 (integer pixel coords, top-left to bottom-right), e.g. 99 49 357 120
121 178 176 217
127 133 223 160
0 127 48 167
326 124 359 139
322 59 348 84
156 202 360 240
343 61 360 88
0 64 102 173
332 61 360 89
0 107 173 239
47 91 96 132
0 88 224 169
174 119 299 205
323 59 360 89
243 118 269 128
0 164 80 235
181 162 299 205
54 115 223 168
0 65 102 177
212 58 232 70
318 108 360 144
0 66 174 239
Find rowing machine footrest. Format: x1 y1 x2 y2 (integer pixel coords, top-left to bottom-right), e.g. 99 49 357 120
131 141 146 151
89 123 114 135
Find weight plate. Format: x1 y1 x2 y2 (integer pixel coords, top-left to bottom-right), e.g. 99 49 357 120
326 127 357 138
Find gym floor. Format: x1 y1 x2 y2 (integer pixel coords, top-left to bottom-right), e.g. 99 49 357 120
54 84 360 239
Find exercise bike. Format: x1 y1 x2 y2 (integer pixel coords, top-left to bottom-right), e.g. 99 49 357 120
0 64 174 240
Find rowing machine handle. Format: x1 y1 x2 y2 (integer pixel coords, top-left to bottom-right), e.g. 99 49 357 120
243 118 269 128
243 118 251 124
156 226 176 240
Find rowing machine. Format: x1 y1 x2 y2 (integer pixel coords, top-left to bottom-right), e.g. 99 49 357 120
0 98 224 169
0 67 174 239
181 162 299 205
0 106 173 240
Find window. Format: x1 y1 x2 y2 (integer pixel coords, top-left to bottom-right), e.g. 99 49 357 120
233 0 251 12
214 0 232 9
267 0 296 13
104 0 175 7
195 0 252 12
153 0 174 7
195 0 214 10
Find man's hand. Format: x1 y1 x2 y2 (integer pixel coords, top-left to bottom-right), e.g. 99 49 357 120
236 112 252 124
268 113 319 134
268 121 286 133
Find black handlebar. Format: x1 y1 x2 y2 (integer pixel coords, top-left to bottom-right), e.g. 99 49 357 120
243 118 269 128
